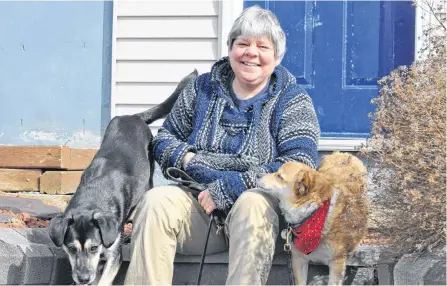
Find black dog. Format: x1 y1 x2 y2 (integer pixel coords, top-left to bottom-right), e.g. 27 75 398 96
49 70 198 285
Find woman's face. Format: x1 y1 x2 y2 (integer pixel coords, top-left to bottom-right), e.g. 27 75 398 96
229 36 277 89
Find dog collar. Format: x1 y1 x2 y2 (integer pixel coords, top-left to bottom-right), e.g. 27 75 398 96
290 200 331 255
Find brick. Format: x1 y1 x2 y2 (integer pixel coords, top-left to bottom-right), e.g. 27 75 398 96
0 241 24 285
0 229 53 284
394 251 447 285
0 169 41 191
13 228 54 246
16 243 53 284
0 228 30 245
347 245 381 266
377 251 398 285
49 246 73 285
67 148 97 170
40 171 83 194
351 267 375 285
0 146 71 169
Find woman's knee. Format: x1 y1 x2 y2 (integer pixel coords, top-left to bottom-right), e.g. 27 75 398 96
134 186 191 221
227 189 280 228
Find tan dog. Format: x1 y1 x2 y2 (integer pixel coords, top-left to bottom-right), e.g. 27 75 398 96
257 152 368 285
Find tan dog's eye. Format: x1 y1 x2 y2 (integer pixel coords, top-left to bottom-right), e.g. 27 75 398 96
276 173 284 181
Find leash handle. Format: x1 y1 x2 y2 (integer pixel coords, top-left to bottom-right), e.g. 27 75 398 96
165 167 206 197
165 167 227 219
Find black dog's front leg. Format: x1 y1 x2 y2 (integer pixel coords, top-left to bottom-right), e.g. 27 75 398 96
97 250 122 286
97 234 123 286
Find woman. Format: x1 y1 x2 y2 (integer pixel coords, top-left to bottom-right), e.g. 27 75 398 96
125 5 320 285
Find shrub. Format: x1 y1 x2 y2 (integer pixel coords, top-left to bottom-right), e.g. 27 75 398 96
361 1 446 255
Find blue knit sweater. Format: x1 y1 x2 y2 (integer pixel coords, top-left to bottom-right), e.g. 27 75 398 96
153 57 320 210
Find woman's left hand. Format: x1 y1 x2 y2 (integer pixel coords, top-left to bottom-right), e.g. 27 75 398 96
198 190 217 215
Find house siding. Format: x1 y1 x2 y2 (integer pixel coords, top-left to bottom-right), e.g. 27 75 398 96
0 1 112 148
111 1 220 134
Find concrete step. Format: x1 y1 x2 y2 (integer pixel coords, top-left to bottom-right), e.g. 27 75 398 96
0 228 379 285
115 254 376 285
115 243 378 285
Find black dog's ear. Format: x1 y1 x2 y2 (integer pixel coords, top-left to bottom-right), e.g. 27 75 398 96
49 214 71 247
93 212 120 248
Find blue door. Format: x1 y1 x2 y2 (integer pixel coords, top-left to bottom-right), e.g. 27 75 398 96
244 1 415 138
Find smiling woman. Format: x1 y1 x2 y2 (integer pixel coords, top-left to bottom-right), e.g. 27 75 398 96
124 5 320 285
229 36 276 99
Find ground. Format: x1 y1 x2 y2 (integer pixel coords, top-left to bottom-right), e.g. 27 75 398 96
0 191 133 236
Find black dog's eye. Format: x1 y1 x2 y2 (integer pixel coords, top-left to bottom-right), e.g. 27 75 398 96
68 246 77 254
90 246 99 253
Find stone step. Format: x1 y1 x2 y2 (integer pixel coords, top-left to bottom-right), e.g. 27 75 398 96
116 244 378 285
115 261 375 285
0 228 379 285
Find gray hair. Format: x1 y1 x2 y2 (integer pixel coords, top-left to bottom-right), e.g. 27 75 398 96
227 5 286 64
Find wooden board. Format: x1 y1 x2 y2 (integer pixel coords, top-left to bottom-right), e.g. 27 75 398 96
68 148 97 170
40 171 83 195
0 169 41 192
0 146 71 169
0 146 97 170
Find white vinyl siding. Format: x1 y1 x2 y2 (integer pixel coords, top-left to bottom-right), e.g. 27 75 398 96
111 0 220 134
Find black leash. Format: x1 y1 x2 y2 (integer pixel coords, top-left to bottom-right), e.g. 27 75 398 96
165 167 226 285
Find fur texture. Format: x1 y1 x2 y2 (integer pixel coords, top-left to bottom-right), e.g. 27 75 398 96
257 152 368 285
48 70 198 285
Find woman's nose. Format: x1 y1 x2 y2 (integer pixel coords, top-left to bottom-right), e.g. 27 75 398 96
245 45 258 56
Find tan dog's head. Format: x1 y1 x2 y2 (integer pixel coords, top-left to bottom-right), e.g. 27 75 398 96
257 162 331 205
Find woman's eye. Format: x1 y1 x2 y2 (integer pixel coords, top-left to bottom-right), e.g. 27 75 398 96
68 247 77 254
260 46 269 49
90 246 99 253
276 174 283 181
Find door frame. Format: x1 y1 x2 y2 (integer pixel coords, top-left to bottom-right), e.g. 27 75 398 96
220 1 369 151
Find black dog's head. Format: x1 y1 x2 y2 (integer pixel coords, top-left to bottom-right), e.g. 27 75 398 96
49 211 119 285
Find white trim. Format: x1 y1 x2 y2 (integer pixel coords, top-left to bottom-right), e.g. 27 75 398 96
415 1 423 57
414 0 446 59
110 0 119 118
318 139 366 152
218 0 244 58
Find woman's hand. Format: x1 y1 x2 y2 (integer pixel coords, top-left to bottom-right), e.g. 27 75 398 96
198 190 217 215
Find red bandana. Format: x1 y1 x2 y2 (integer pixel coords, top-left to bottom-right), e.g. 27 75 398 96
291 200 331 255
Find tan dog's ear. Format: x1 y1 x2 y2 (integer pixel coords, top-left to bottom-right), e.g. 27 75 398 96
294 170 314 196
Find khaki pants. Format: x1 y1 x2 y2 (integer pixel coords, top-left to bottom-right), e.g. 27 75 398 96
124 185 280 285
